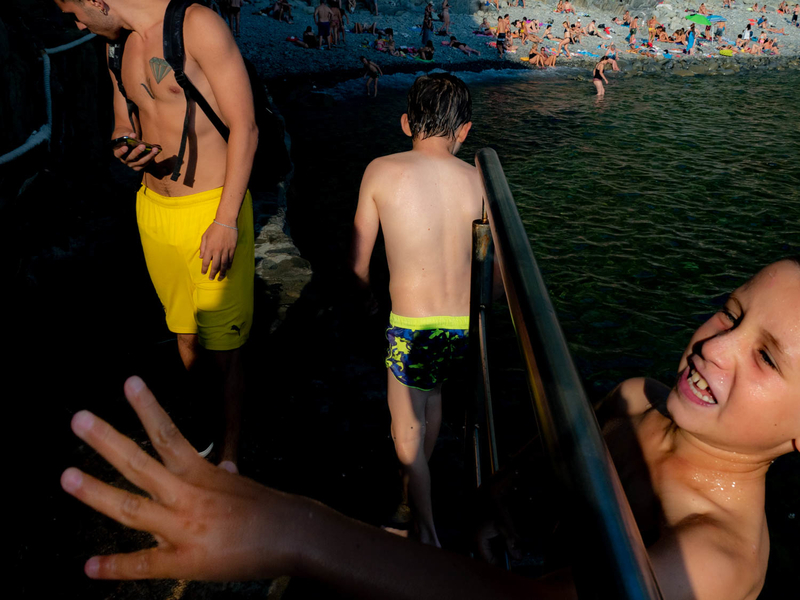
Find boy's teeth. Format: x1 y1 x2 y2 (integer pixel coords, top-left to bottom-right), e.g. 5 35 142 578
688 367 716 403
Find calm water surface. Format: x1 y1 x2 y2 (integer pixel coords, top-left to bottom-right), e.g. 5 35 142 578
284 68 800 396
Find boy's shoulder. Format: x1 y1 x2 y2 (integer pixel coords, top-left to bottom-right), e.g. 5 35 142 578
596 377 670 421
363 151 479 193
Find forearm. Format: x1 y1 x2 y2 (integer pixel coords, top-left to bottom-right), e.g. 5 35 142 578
298 502 555 600
216 122 258 224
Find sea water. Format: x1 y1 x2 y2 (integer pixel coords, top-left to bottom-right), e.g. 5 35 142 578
282 68 800 397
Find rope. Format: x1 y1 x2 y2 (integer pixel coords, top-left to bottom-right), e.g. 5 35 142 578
0 33 96 166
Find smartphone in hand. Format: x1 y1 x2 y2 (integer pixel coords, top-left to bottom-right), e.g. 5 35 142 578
110 136 161 154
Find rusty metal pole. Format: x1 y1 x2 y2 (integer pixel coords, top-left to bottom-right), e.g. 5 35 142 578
467 203 495 489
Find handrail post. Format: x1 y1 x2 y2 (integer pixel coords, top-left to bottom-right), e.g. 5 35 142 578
467 209 495 488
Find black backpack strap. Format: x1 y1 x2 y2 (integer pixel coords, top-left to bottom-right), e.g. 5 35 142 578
107 33 138 134
163 0 230 181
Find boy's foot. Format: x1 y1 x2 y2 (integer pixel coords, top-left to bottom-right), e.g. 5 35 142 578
387 501 412 528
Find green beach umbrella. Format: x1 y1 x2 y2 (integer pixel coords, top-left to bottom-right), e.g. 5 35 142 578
685 14 712 26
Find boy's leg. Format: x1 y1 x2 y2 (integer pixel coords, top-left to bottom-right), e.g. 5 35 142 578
214 347 244 470
387 372 441 547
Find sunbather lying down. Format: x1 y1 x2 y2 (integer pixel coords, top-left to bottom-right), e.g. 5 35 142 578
60 258 800 600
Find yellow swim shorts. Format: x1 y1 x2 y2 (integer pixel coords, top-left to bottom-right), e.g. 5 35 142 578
136 185 254 351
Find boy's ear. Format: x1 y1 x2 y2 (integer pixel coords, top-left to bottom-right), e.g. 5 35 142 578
456 121 473 144
400 114 413 138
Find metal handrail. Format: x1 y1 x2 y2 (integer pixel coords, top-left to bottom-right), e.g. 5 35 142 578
471 148 663 599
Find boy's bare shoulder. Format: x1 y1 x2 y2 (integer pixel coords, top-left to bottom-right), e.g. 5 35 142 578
652 512 767 600
596 377 671 422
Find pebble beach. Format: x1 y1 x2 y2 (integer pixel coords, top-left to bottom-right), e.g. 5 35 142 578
235 0 800 85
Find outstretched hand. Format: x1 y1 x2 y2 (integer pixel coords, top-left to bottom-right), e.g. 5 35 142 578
61 377 303 581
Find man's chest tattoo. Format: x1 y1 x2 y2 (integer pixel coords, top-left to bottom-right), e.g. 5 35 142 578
141 82 156 99
149 57 172 84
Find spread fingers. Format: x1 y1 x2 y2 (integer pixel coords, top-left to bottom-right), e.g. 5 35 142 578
123 377 202 476
70 410 179 505
61 468 176 538
83 548 186 581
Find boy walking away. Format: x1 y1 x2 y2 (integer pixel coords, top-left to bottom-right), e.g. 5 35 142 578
350 74 483 546
360 56 382 96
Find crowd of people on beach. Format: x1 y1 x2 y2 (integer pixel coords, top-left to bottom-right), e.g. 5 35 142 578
268 0 800 96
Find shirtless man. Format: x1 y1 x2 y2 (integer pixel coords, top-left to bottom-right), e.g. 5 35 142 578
349 74 482 547
360 56 382 97
647 15 660 44
315 0 334 49
54 0 256 471
60 258 800 599
496 15 509 56
613 10 631 26
698 2 710 15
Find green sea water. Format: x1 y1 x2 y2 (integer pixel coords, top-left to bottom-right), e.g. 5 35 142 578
283 67 800 396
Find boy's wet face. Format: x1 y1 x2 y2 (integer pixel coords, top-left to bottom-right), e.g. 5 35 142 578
669 261 800 456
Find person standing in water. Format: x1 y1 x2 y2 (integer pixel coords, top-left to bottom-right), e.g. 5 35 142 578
593 55 610 96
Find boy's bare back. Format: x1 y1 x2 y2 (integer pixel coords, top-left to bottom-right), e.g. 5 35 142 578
359 149 482 317
351 73 482 319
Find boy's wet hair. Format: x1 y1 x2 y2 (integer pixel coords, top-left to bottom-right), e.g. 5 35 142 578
406 73 471 141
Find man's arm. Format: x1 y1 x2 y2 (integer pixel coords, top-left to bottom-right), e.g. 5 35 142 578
107 50 161 171
185 6 258 281
348 160 381 290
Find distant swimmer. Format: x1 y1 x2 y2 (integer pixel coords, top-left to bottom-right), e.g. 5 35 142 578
592 55 611 96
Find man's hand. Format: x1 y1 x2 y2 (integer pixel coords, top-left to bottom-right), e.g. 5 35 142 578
61 376 303 581
200 220 238 281
112 132 161 171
